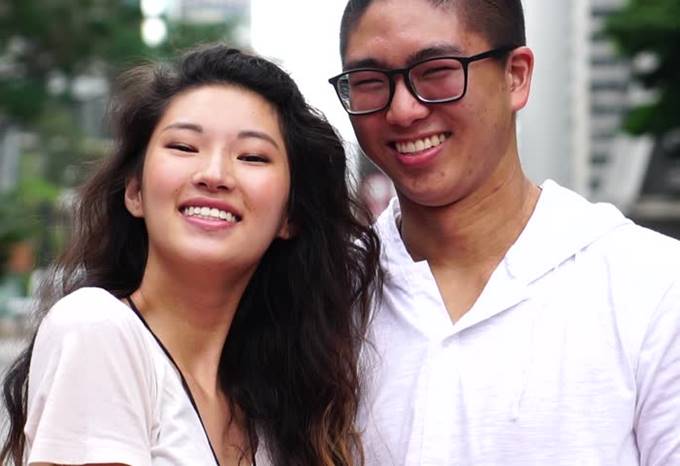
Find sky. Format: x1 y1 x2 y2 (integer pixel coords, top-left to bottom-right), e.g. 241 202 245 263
250 1 358 165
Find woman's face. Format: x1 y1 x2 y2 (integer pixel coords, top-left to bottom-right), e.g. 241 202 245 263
125 84 291 278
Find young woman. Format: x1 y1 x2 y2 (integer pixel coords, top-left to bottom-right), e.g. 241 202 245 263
1 44 380 466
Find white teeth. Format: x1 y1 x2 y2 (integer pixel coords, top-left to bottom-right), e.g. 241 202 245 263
395 133 449 154
182 206 238 223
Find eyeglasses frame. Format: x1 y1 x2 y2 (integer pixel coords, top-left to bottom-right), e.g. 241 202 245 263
329 45 519 116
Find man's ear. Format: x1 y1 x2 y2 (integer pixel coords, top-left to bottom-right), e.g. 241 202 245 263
124 177 144 218
507 46 534 112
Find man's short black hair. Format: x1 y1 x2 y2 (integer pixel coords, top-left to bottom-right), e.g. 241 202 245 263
339 0 526 61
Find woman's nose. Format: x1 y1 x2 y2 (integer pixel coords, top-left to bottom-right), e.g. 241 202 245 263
191 152 236 191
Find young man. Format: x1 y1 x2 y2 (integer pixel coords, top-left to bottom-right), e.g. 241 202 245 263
328 0 680 464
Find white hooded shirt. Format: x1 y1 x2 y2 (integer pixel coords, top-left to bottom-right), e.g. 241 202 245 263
360 180 680 466
25 287 272 465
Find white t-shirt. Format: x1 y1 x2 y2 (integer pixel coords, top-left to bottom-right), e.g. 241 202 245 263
359 180 680 465
25 287 270 465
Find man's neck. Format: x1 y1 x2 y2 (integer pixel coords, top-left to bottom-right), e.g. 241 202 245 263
399 161 540 271
397 157 540 322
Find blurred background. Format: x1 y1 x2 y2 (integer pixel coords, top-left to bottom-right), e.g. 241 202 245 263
0 0 679 370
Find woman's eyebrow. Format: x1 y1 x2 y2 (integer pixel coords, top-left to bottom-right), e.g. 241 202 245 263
238 130 280 150
160 124 280 150
161 122 203 133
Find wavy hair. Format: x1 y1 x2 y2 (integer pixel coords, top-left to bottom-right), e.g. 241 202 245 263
1 44 381 466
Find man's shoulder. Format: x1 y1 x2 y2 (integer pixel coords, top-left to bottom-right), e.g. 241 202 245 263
538 180 680 270
592 221 680 280
605 220 680 252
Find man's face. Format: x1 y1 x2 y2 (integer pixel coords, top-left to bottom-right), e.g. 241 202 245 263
344 0 521 208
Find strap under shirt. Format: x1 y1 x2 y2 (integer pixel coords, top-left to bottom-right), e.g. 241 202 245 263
126 296 221 466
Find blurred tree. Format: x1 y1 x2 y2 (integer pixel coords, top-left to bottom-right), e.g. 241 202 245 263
606 0 680 136
0 0 239 183
0 0 241 268
0 177 59 272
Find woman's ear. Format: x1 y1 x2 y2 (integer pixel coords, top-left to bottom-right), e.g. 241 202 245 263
277 218 297 240
124 177 144 218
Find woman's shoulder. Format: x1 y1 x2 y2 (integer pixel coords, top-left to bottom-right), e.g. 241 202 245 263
30 286 161 400
37 287 146 352
26 287 163 465
41 286 141 335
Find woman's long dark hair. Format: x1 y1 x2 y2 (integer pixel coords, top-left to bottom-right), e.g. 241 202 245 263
1 44 381 466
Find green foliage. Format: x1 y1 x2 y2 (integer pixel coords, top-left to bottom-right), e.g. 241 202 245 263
0 0 238 126
1 0 139 122
0 177 60 267
606 0 680 135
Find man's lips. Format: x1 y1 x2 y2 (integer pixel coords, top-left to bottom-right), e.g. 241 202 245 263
391 132 450 155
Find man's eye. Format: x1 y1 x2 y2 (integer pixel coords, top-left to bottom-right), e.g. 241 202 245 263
349 72 387 90
355 78 384 87
415 59 463 80
351 79 387 91
425 67 451 75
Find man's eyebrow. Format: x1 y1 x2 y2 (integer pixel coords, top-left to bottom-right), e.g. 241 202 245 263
238 130 280 150
162 122 203 133
406 45 466 64
344 57 385 70
344 44 466 71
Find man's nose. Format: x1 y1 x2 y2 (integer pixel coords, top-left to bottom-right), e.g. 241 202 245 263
385 78 430 127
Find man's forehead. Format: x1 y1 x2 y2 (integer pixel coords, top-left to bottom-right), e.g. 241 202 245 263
343 43 466 70
342 0 483 69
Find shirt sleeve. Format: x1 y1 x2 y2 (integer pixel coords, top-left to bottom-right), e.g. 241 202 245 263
25 295 157 466
635 279 680 466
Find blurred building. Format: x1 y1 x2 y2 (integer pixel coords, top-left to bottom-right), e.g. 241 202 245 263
168 0 249 40
0 127 21 192
588 0 634 193
629 130 680 238
170 0 248 21
521 0 632 198
520 0 679 238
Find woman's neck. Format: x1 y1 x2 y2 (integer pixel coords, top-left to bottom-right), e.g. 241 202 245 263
130 259 253 395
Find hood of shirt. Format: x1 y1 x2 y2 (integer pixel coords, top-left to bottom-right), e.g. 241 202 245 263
376 179 633 287
503 179 632 285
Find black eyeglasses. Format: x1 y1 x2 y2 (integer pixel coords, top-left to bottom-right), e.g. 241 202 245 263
329 46 517 115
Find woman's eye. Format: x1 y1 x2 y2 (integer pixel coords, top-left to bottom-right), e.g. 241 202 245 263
167 143 196 152
238 154 268 163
